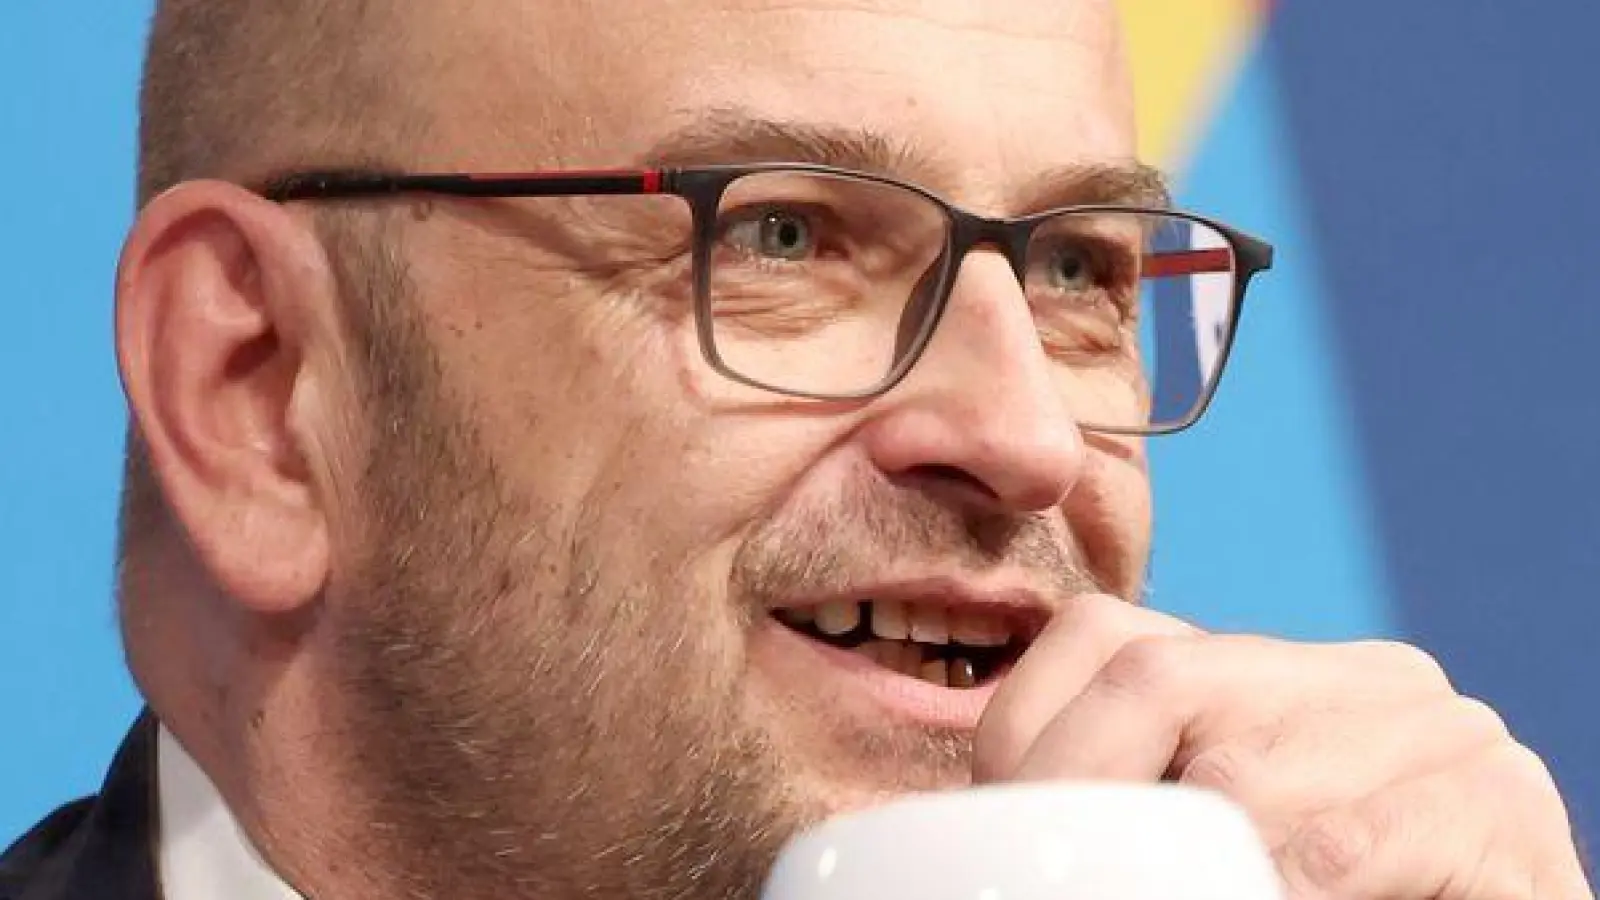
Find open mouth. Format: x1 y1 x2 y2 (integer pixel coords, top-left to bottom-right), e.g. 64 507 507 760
771 600 1034 690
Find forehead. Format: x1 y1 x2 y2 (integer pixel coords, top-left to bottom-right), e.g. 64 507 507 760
414 0 1134 200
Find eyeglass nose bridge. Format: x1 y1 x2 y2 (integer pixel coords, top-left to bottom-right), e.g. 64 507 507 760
945 208 1037 284
905 207 1040 348
886 208 1047 390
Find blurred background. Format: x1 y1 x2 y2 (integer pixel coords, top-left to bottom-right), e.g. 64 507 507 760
3 0 1597 846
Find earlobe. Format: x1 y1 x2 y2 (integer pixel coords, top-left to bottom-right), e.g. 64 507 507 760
116 180 339 615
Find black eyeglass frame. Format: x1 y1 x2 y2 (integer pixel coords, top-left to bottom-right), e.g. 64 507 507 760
261 163 1275 435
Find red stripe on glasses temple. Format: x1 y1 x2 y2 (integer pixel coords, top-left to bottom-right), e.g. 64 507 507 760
1143 247 1233 279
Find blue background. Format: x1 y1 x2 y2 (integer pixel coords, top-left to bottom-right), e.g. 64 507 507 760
3 1 1597 848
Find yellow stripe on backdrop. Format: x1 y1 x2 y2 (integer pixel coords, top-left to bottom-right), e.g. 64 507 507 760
1116 0 1268 171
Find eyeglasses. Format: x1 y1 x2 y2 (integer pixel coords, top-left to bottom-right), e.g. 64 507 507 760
261 163 1273 435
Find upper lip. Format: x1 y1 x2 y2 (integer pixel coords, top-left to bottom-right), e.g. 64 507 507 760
768 576 1055 642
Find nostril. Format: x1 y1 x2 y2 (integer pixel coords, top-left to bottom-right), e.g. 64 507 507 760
898 463 1001 506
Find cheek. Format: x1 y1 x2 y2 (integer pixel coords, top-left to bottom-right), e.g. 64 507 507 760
594 413 843 592
418 271 832 597
1068 441 1153 598
407 238 685 500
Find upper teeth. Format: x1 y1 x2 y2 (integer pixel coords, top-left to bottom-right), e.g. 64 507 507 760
950 610 1010 647
803 600 1011 647
814 601 859 636
873 600 910 640
908 605 949 644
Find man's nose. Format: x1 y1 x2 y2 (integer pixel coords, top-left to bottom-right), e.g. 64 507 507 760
859 250 1086 514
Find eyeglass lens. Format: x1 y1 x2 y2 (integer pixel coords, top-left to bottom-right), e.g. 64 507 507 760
704 170 1238 430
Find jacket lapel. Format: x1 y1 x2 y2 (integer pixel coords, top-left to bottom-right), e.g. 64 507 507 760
11 712 162 900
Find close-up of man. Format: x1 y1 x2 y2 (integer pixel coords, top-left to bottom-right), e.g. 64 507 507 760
1 1 1591 899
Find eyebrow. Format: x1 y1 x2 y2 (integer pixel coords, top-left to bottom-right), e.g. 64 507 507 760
642 106 1173 212
1017 161 1173 213
645 106 925 175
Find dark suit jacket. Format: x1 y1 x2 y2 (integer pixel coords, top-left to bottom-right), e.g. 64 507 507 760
0 714 160 900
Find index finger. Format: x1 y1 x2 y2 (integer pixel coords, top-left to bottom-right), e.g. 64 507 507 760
973 592 1201 782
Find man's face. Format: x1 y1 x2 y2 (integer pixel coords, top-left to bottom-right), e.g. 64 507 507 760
317 0 1148 895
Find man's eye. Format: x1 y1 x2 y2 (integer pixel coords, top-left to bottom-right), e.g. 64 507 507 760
724 209 817 261
1046 246 1095 291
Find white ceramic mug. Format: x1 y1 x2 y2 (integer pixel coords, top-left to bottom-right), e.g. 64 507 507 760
759 783 1284 900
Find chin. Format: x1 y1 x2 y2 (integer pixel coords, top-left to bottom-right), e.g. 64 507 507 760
755 719 976 824
779 772 931 833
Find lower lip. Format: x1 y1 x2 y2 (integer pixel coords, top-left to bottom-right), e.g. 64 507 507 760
751 617 1003 730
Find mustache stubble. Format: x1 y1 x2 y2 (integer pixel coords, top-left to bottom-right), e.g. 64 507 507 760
729 468 1108 617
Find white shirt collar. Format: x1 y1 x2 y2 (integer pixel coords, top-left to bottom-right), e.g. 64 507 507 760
156 726 305 900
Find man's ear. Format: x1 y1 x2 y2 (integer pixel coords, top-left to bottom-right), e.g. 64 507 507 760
116 180 345 615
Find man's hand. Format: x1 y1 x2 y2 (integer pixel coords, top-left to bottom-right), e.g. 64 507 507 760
974 594 1593 899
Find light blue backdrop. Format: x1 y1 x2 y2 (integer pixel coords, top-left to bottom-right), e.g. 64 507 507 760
2 2 146 839
6 0 1595 851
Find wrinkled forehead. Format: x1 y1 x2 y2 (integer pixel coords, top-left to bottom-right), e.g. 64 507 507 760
412 0 1135 205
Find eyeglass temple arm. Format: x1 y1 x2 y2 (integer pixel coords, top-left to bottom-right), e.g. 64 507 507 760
1141 247 1234 279
259 168 668 202
259 168 1272 286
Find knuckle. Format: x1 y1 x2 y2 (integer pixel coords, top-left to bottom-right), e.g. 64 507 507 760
1099 637 1186 696
1356 639 1452 689
1490 741 1560 799
1179 744 1260 798
1449 695 1513 745
1279 810 1377 894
